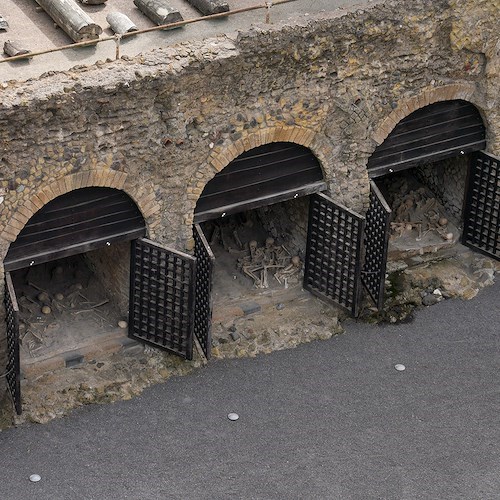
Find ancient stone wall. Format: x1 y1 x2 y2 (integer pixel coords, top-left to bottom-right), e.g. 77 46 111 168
0 0 498 416
417 156 470 223
255 197 310 258
84 242 131 317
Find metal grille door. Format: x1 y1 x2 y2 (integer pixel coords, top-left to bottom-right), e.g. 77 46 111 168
4 272 21 415
304 193 365 316
129 238 196 359
362 181 392 309
463 152 500 260
194 225 215 359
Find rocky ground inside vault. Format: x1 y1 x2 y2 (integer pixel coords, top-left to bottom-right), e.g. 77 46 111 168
359 244 500 324
6 245 498 428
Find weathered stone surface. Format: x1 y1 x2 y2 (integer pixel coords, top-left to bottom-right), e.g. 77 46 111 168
361 247 500 324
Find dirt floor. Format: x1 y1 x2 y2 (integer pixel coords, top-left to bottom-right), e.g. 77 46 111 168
11 254 128 378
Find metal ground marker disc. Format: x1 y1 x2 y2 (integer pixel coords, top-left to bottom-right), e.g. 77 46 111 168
29 474 41 482
394 364 406 371
227 412 239 421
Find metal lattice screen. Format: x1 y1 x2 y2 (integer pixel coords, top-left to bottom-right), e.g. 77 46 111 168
193 225 215 359
463 152 500 260
129 239 196 359
5 272 21 415
362 181 392 309
304 193 365 316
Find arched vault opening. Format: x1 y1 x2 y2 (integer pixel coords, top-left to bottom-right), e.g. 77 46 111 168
362 99 498 311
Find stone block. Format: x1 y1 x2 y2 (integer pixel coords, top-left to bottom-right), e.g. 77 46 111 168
239 301 261 316
64 352 84 368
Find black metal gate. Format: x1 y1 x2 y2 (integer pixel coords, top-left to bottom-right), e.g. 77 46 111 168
4 272 21 415
304 193 365 316
361 181 392 309
193 225 215 359
129 238 196 359
463 151 500 260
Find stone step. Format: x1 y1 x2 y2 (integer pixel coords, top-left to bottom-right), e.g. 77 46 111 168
21 333 144 379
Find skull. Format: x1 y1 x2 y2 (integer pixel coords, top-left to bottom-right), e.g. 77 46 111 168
291 256 301 267
265 237 275 248
249 240 258 257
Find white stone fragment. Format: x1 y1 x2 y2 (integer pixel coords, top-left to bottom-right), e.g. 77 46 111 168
29 474 41 482
394 364 406 371
227 412 239 421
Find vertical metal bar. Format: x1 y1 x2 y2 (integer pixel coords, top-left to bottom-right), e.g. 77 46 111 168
361 180 392 309
193 224 215 359
303 193 365 316
352 217 365 318
462 151 500 260
129 238 195 358
5 272 21 415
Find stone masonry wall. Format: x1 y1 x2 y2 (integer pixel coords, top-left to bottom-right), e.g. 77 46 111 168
417 155 470 224
0 0 498 415
84 242 131 318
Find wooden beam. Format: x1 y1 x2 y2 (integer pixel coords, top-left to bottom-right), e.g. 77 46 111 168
106 12 138 34
35 0 102 43
186 0 229 16
133 0 183 27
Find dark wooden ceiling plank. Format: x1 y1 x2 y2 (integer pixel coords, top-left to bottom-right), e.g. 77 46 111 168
201 162 321 197
374 114 484 152
195 142 323 219
368 100 486 173
4 228 146 272
4 187 146 270
368 141 486 178
194 181 327 223
197 168 323 212
369 131 486 169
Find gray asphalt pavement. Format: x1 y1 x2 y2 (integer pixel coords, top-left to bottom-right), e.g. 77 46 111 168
0 280 499 499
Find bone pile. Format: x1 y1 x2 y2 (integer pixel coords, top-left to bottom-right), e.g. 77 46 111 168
390 186 453 242
237 238 302 289
16 268 110 357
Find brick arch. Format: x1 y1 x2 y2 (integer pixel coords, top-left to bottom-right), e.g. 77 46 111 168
185 125 325 227
1 168 160 246
371 83 484 146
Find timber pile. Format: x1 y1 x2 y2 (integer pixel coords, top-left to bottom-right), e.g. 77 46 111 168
35 0 102 42
133 0 184 26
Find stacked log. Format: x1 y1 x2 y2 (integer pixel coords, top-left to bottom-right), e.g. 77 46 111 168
186 0 229 15
35 0 102 42
133 0 183 27
106 12 138 35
